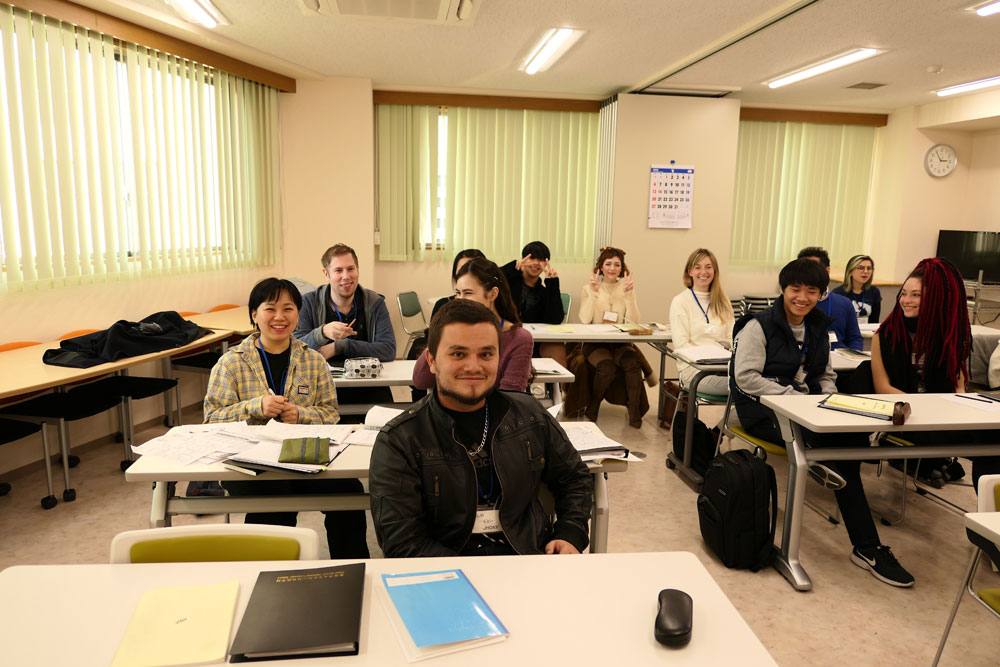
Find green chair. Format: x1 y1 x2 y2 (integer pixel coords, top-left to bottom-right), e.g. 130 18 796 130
932 474 1000 666
396 291 428 358
110 524 321 563
560 292 572 324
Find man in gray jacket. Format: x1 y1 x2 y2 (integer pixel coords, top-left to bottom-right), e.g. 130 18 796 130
295 243 396 406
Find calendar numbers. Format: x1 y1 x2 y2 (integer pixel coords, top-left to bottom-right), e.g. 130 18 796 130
648 165 694 228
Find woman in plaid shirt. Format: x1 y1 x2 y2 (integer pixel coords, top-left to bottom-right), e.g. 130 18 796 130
204 278 369 558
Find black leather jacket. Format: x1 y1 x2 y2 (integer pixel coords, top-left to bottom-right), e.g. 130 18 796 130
369 390 593 558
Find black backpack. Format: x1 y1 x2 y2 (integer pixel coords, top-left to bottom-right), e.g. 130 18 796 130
671 412 718 477
697 447 778 571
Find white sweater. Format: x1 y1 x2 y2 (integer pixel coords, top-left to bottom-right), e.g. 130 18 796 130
579 280 640 324
668 289 734 386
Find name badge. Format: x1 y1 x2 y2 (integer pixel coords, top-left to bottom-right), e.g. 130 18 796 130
703 323 718 336
472 509 501 534
297 385 310 395
602 310 619 323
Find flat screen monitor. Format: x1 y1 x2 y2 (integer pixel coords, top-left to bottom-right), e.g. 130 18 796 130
935 230 1000 284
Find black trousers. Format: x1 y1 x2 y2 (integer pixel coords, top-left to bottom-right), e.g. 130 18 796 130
223 477 370 559
895 429 1000 490
743 413 880 550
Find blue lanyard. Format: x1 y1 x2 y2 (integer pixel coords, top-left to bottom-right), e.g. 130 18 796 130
329 293 355 323
499 317 505 330
257 338 288 396
689 288 710 324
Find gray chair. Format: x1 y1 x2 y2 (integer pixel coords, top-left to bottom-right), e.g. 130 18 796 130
396 291 428 358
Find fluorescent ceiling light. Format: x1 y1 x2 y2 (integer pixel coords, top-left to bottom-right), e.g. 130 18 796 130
971 1 1000 17
520 28 585 75
766 48 881 89
165 0 230 29
936 75 1000 96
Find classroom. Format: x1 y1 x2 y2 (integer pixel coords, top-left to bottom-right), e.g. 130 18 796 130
2 1 1000 665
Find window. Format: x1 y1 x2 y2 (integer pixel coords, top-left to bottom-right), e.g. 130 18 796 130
375 103 599 262
0 7 279 292
729 120 878 268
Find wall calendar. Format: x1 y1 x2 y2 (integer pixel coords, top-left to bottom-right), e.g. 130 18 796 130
648 164 694 229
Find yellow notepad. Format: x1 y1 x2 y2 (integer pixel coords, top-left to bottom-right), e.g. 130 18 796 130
112 579 239 667
820 394 895 418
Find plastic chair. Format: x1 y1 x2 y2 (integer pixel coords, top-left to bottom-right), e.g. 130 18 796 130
208 303 239 312
109 524 321 563
170 303 243 376
396 291 428 359
932 474 1000 666
0 418 56 509
560 292 572 324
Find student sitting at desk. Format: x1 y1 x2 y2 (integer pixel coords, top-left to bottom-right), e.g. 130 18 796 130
204 278 369 559
294 243 396 410
732 258 913 587
832 254 881 323
500 240 568 367
413 258 533 392
798 246 863 351
669 247 735 397
371 299 593 558
871 257 1000 489
430 248 486 319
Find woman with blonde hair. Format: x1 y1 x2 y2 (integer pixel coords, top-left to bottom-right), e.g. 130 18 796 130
578 246 647 427
668 248 735 396
832 254 881 323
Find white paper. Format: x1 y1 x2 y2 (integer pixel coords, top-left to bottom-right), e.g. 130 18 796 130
365 405 405 427
673 344 732 363
343 428 381 446
227 440 345 472
944 394 1000 412
547 402 563 419
580 323 619 333
531 358 567 375
558 421 627 453
131 425 254 464
259 421 356 444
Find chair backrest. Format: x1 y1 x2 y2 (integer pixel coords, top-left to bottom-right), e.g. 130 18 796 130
978 474 1000 513
59 329 99 340
110 524 321 563
176 311 200 317
560 292 572 324
0 341 42 352
209 304 240 312
396 291 428 337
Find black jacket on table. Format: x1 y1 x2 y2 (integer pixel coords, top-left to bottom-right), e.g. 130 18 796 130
500 260 564 324
730 296 833 427
369 389 593 558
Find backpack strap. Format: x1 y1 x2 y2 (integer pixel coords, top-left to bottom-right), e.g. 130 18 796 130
750 463 779 572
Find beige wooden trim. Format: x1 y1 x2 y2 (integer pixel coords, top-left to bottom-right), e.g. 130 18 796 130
7 0 296 92
374 90 600 113
740 107 887 127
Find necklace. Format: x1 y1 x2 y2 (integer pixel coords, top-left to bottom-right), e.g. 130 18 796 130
468 403 490 456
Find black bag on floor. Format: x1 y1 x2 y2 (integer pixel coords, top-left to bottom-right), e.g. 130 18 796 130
697 447 778 571
671 412 717 477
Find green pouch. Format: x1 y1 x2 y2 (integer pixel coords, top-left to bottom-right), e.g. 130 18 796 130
278 437 331 465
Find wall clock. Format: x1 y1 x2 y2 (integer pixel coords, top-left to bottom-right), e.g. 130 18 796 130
924 144 958 178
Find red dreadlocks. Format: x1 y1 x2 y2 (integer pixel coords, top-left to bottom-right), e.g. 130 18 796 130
878 257 971 385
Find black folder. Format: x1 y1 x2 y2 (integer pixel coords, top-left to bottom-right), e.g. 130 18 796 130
229 563 365 662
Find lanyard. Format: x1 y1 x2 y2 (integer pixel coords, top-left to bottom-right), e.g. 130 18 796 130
689 288 710 324
499 317 505 330
329 292 355 323
799 322 810 358
257 338 288 396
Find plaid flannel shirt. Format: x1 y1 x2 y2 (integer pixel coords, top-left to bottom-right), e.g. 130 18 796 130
203 334 339 425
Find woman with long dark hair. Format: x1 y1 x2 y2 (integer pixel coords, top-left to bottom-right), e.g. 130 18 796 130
413 258 534 392
872 257 1000 488
431 248 487 318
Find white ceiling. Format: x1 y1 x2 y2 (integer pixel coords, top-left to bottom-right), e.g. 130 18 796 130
78 0 1000 112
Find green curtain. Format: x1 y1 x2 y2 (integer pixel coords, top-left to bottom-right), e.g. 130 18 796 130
730 120 877 268
375 103 598 262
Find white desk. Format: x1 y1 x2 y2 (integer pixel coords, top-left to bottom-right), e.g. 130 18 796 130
966 511 1000 544
665 347 865 491
332 359 574 413
125 446 625 553
760 393 1000 591
0 552 776 667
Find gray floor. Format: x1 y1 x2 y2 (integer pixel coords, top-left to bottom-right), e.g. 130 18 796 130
0 390 997 666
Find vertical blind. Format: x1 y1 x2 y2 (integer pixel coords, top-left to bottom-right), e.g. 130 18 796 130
730 120 877 268
375 103 599 262
0 6 280 292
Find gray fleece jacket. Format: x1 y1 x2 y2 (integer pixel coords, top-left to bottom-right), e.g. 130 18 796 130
293 284 396 362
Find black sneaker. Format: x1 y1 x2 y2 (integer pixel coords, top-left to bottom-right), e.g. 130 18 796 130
851 545 915 587
808 463 847 490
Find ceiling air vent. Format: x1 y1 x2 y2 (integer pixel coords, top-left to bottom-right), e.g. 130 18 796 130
299 0 480 24
846 82 887 89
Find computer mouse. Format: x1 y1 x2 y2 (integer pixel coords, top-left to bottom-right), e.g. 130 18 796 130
654 588 692 647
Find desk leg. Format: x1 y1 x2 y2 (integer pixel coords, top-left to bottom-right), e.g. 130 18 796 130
160 359 175 427
657 347 667 420
590 471 609 553
665 369 708 491
551 382 563 408
775 419 813 591
150 481 172 528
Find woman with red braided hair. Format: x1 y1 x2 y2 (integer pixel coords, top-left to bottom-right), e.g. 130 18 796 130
872 257 1000 489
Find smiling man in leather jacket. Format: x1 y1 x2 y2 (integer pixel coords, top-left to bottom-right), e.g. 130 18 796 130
369 299 593 558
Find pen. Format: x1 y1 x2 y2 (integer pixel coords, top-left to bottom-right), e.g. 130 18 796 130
956 394 991 404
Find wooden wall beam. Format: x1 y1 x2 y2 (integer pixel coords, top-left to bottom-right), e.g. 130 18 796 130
374 90 600 113
740 107 887 126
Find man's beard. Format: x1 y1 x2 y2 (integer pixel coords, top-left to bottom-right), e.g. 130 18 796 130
437 383 493 407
